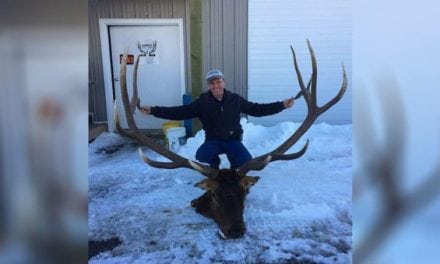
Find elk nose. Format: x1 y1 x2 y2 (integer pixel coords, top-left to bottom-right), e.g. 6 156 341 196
227 226 245 239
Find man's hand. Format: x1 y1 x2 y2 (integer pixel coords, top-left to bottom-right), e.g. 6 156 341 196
139 106 151 115
283 97 294 109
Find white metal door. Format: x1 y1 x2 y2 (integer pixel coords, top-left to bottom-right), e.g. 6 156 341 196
103 20 185 130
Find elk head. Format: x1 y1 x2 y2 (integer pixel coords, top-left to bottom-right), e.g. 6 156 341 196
193 171 253 239
189 169 260 239
114 40 347 239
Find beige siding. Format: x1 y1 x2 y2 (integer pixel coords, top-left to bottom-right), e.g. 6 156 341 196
89 0 189 122
202 0 248 98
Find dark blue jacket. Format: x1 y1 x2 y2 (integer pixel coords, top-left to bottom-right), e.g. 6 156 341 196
151 89 285 141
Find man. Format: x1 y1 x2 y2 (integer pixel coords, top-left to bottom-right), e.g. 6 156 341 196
140 69 294 169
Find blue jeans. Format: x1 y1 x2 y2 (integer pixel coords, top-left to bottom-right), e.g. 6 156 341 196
195 140 252 169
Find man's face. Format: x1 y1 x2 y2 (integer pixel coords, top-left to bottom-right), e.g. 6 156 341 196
208 78 225 99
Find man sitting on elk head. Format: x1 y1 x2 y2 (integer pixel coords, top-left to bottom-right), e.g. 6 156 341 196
139 69 294 169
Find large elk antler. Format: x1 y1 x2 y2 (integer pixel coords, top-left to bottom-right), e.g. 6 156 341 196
238 39 348 175
114 51 217 177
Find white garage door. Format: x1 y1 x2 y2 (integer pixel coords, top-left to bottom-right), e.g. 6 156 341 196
248 0 352 125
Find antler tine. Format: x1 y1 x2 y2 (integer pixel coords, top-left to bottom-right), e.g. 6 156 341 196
319 62 348 114
188 160 219 178
120 53 138 130
238 155 272 176
138 147 183 169
238 41 347 174
291 40 319 107
130 53 144 113
307 39 318 106
138 148 217 177
290 45 312 106
272 139 309 161
115 51 218 178
238 140 309 176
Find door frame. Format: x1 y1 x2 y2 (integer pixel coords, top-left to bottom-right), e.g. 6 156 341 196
99 18 185 131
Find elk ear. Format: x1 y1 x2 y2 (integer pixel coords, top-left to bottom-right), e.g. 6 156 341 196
240 176 260 189
194 179 218 190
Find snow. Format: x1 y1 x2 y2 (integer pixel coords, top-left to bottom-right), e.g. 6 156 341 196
89 118 352 263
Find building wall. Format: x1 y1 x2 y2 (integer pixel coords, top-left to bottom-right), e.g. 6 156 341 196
201 0 248 98
89 0 350 126
89 0 249 123
89 0 190 122
248 0 352 125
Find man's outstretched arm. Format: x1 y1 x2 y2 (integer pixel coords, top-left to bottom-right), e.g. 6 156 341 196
240 96 294 117
139 99 200 120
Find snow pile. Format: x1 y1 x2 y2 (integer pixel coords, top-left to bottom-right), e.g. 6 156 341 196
89 118 352 263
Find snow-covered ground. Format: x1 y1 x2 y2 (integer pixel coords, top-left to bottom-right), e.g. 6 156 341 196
88 119 352 264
